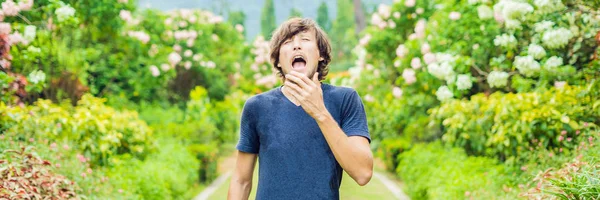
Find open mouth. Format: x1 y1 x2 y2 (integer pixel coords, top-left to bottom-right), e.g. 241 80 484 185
291 55 307 69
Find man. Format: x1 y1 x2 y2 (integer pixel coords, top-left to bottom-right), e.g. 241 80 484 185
228 18 373 200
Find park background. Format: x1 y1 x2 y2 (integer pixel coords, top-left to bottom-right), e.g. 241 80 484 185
1 0 599 199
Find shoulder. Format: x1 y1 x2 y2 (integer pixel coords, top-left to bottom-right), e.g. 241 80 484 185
323 84 360 99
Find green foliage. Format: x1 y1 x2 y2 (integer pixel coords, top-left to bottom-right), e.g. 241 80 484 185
289 8 303 19
316 1 331 32
0 94 155 166
330 0 357 71
260 0 276 39
430 84 599 161
397 142 510 200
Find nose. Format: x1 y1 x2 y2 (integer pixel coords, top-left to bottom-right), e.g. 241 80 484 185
292 39 301 50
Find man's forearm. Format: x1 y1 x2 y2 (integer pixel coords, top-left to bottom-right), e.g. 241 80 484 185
315 111 373 186
227 178 252 200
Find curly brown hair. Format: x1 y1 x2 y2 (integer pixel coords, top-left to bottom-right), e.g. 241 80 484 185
269 18 332 81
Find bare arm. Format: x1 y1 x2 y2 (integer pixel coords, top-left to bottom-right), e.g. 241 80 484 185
227 151 257 200
316 114 373 186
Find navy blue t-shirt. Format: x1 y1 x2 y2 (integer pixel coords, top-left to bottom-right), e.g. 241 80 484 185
236 83 371 199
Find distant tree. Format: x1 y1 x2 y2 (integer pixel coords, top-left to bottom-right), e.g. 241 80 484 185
260 0 276 39
353 0 366 33
229 10 246 35
316 1 331 32
329 0 357 71
289 7 303 18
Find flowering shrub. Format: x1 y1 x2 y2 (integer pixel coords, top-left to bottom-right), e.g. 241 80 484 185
430 84 599 160
0 94 155 166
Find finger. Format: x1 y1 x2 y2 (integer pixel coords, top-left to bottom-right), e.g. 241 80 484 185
285 81 309 98
286 73 310 89
290 71 316 87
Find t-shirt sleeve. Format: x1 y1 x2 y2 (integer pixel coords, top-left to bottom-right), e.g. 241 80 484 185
236 97 260 154
341 89 371 143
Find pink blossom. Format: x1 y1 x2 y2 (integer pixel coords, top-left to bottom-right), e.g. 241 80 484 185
184 50 193 57
63 144 69 150
554 81 566 89
405 0 415 7
160 63 170 71
168 52 182 66
0 23 10 35
567 137 572 142
411 57 422 69
561 130 567 135
0 135 4 140
359 34 372 46
118 0 128 3
378 4 391 19
77 154 87 163
402 68 417 84
187 39 194 47
28 138 34 142
8 32 25 45
416 8 424 14
423 53 436 64
548 153 553 157
576 130 580 135
583 122 588 127
18 0 33 11
184 61 192 70
149 65 160 76
364 94 375 102
494 12 504 23
393 12 401 19
2 0 20 16
465 191 471 196
87 168 93 174
449 12 461 20
421 43 430 54
127 31 150 44
212 34 219 41
173 44 182 52
558 136 564 142
81 172 87 178
392 86 403 98
590 137 594 143
559 148 563 152
50 143 57 149
414 19 426 38
55 163 61 168
388 20 396 29
119 10 132 22
520 166 527 171
235 24 244 33
119 189 124 193
396 44 408 58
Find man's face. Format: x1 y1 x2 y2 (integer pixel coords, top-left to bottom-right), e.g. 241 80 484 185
278 28 321 79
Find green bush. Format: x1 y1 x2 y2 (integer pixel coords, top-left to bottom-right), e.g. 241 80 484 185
430 84 599 161
0 94 156 166
397 142 510 199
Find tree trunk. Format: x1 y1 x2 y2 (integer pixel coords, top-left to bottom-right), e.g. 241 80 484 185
353 0 366 34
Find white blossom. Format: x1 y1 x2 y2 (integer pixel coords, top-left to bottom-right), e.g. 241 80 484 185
436 86 453 101
542 28 573 49
494 34 517 49
514 55 541 77
534 20 554 33
477 5 493 20
456 74 472 90
534 0 564 14
544 56 563 68
527 44 546 60
55 4 76 22
487 71 509 88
